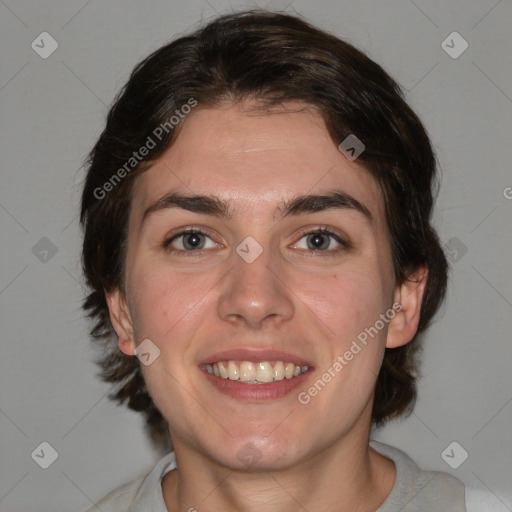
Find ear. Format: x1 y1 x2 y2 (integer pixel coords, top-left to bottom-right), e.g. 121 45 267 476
386 265 428 349
105 289 136 356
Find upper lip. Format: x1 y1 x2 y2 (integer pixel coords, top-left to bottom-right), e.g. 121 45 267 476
199 348 313 368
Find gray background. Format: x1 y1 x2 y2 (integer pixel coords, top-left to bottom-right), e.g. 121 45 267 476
0 0 511 510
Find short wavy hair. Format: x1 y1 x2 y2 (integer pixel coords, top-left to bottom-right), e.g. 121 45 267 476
80 10 448 450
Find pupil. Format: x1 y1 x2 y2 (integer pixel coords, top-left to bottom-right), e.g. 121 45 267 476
184 233 203 249
308 233 328 250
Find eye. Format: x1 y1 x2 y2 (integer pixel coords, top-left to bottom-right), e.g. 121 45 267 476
164 229 218 253
292 228 347 252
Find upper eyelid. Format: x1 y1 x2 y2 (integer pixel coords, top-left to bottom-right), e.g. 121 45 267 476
290 229 349 250
165 226 218 243
166 225 343 239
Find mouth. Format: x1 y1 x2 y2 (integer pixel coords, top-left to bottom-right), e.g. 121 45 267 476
202 360 310 383
198 349 313 401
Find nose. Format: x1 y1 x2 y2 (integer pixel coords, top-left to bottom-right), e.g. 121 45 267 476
217 245 295 330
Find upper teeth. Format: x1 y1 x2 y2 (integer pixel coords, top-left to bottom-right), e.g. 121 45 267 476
204 361 309 383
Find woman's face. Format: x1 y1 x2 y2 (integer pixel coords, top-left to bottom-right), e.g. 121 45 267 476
110 102 402 470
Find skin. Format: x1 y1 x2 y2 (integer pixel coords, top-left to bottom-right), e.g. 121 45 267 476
107 101 428 512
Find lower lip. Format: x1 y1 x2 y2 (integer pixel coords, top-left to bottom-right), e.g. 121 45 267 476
202 370 311 401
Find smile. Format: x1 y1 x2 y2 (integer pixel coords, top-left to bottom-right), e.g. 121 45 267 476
204 360 310 383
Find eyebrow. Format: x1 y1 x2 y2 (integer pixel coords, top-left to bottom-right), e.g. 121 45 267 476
141 190 372 226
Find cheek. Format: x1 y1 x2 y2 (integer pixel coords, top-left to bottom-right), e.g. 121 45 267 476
295 262 391 399
297 264 390 341
126 262 216 344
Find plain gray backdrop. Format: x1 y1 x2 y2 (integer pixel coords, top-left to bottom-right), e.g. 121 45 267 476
1 1 511 510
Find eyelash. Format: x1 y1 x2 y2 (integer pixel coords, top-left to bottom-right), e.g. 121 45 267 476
291 227 350 255
163 226 350 257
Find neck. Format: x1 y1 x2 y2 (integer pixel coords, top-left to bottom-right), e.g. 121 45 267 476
162 425 395 512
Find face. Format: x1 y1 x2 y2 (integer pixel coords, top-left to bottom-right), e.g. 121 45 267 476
108 101 418 471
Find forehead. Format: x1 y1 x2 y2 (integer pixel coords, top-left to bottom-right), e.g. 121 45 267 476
130 102 385 226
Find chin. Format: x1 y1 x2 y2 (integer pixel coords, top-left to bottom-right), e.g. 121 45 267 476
202 433 305 472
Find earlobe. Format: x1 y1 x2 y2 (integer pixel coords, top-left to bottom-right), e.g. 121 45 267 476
386 266 428 349
105 289 136 356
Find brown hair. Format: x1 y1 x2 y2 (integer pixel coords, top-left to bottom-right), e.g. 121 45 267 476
80 10 448 450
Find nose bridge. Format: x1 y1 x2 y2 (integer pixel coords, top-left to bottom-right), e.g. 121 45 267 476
217 240 294 328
